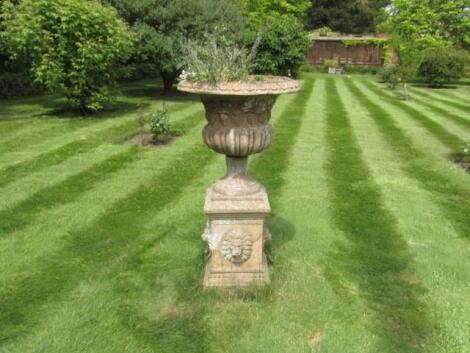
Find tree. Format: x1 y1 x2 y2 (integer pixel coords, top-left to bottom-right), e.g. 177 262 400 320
380 0 470 97
248 15 310 77
240 0 311 25
382 0 470 51
107 0 244 93
1 0 133 112
307 0 390 34
240 1 310 78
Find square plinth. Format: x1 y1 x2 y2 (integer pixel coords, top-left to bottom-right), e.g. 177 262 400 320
202 186 271 287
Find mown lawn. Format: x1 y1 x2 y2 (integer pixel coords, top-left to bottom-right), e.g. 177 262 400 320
0 74 469 353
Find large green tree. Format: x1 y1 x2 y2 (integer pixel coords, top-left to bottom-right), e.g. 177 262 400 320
240 0 311 25
307 0 390 34
107 0 244 93
382 0 470 51
240 0 310 78
1 0 133 112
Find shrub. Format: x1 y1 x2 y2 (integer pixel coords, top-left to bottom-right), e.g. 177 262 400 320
246 15 310 78
150 108 171 142
342 65 380 75
380 64 401 89
1 0 133 112
0 72 42 99
417 47 467 87
324 59 338 69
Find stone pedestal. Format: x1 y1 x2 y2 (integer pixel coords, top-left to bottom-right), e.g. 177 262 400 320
177 76 299 287
202 158 272 287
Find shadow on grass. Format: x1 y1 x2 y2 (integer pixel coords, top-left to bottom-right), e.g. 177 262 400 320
324 78 439 353
0 122 213 346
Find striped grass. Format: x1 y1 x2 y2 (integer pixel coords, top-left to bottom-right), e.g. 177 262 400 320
0 74 469 353
344 78 470 241
336 78 470 352
409 87 470 113
323 78 436 353
361 80 464 151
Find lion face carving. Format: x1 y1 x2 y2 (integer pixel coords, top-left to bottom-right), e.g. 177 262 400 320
221 229 253 264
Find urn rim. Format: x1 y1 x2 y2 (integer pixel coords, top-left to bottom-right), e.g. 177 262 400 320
177 75 300 96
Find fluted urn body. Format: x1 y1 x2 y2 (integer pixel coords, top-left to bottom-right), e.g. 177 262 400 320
178 76 299 287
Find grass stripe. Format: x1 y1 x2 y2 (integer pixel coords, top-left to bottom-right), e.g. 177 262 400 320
344 78 470 241
0 119 98 155
0 98 191 168
0 91 298 351
0 147 140 236
410 95 470 131
367 80 470 133
410 87 470 113
324 77 436 353
0 106 204 238
0 126 217 344
337 78 470 352
0 104 199 189
251 75 315 195
362 80 465 151
66 79 316 353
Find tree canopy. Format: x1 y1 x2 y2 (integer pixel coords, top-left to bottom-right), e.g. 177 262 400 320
307 0 390 34
382 0 470 51
107 0 244 92
1 0 133 112
240 0 311 25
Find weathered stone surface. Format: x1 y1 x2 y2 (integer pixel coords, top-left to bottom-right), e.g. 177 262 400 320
177 76 299 287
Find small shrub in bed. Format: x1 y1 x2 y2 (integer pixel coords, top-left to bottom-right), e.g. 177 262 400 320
150 108 171 143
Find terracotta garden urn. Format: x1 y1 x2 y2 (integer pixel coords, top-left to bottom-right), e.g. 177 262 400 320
178 76 299 287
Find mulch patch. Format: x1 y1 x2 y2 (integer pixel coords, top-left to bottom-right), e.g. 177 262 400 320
450 153 470 174
127 132 179 147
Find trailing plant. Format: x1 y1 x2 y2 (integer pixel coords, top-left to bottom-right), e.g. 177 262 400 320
342 38 389 47
183 33 259 84
150 107 171 142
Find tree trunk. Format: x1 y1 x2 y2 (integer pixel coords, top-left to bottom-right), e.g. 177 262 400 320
161 70 177 95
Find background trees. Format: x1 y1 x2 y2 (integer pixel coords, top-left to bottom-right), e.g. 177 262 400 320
307 0 390 34
1 0 133 112
240 0 310 77
106 0 244 93
381 0 469 88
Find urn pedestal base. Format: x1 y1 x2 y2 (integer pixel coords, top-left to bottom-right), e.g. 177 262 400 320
202 178 271 288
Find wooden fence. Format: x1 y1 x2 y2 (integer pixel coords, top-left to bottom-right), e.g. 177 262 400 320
308 37 391 66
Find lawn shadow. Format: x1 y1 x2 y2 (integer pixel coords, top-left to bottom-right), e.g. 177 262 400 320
265 214 296 265
42 100 147 120
324 78 439 353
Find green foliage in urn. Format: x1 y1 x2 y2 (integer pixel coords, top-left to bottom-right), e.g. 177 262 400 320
182 33 258 84
417 47 468 87
1 0 133 112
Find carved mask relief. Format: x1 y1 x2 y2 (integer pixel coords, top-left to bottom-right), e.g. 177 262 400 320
221 229 253 264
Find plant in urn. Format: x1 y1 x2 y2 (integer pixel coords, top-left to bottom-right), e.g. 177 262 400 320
178 36 299 287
